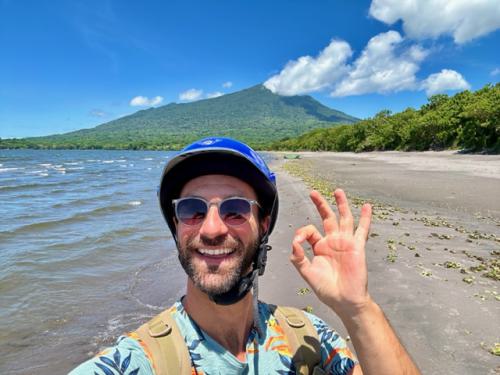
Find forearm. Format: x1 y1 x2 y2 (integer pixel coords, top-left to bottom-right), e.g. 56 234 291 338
338 298 421 375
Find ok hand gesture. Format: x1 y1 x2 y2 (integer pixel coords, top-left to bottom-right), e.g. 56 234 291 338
291 189 372 319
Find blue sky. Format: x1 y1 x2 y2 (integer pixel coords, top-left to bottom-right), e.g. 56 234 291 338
1 0 499 138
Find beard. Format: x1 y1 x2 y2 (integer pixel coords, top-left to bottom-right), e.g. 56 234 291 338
177 233 260 298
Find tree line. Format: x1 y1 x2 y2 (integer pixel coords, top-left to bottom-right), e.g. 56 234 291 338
270 84 499 153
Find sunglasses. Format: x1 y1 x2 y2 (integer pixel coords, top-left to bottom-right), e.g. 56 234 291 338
173 197 261 226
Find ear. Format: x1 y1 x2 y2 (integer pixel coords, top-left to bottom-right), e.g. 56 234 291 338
260 215 270 235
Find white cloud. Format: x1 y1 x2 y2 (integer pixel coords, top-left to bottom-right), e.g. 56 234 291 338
129 95 164 107
265 30 471 98
179 88 203 101
206 91 224 99
222 81 233 88
331 31 428 97
491 67 500 76
264 39 352 96
421 69 470 96
369 0 500 44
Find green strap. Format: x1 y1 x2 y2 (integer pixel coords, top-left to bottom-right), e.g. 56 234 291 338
274 306 324 375
134 310 191 375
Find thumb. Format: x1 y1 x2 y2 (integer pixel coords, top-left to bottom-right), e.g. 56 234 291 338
290 236 313 282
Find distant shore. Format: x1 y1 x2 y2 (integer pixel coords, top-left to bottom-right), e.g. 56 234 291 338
261 151 500 374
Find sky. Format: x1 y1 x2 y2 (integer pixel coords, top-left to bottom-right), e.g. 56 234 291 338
1 0 499 138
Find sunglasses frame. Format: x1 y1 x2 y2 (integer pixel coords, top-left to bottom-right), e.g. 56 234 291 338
172 196 261 227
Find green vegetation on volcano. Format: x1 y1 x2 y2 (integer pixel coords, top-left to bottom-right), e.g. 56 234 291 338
0 85 357 150
272 84 499 153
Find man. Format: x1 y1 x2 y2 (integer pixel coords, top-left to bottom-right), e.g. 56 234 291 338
70 137 420 374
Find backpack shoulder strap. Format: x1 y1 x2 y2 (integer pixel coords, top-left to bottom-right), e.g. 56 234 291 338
272 305 325 375
134 309 191 375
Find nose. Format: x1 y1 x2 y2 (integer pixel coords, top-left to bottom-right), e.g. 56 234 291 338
198 204 229 239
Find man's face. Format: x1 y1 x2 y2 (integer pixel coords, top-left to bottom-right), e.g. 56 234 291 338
176 175 267 297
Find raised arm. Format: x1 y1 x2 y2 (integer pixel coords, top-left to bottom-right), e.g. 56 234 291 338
290 189 420 375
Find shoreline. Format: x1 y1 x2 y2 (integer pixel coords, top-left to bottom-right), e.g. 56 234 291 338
261 152 499 374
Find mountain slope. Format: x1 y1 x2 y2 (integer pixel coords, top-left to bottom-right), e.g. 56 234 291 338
2 85 358 150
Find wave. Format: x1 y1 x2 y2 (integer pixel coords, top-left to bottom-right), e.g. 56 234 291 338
39 226 138 252
0 168 21 173
0 179 75 193
1 203 138 239
50 193 119 208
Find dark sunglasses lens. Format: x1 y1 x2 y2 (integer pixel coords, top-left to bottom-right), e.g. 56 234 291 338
177 199 207 225
220 198 251 225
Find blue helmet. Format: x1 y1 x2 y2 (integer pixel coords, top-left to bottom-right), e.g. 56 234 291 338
158 137 279 241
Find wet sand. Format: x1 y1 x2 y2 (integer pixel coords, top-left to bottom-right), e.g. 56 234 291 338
261 151 500 375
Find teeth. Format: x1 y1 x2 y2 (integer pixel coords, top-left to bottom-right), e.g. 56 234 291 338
198 248 234 256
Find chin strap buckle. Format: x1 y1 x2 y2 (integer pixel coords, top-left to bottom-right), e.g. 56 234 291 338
256 243 272 276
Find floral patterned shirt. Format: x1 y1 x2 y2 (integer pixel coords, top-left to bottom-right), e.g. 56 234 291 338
70 301 356 374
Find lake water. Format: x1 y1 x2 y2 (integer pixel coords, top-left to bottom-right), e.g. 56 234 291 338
0 150 193 374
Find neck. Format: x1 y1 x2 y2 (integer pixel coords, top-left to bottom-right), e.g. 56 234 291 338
183 279 254 361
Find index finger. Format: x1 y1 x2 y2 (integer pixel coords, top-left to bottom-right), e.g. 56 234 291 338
310 190 339 234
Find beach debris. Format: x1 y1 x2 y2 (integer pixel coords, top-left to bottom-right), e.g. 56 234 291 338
481 342 500 356
392 221 400 226
407 245 416 251
473 290 499 302
430 232 452 240
474 293 487 301
370 233 379 238
404 232 410 237
415 253 420 257
302 306 314 313
386 252 397 263
470 264 487 272
421 270 432 277
297 287 311 296
345 335 351 342
443 261 461 269
483 259 500 281
462 276 475 284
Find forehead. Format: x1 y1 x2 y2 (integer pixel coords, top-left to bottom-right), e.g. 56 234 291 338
180 174 257 200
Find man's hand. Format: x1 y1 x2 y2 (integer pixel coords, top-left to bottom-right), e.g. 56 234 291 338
291 189 421 375
290 189 372 319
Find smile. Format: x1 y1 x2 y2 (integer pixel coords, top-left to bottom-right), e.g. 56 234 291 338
197 248 235 256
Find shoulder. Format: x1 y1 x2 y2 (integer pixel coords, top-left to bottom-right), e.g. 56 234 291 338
260 302 357 375
303 311 358 375
69 302 184 375
69 335 154 375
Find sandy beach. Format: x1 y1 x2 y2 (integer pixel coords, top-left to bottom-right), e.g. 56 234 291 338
261 151 500 375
